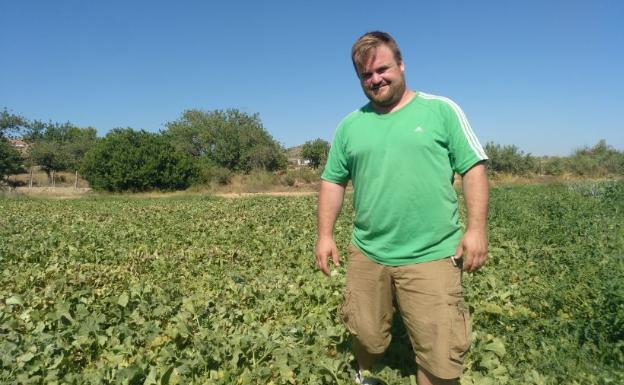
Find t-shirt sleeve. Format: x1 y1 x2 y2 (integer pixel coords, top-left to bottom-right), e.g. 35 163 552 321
321 124 350 184
442 99 488 174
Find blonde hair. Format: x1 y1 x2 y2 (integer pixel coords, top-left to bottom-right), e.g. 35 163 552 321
351 31 403 73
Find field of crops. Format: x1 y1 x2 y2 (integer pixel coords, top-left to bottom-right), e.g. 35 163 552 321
1 181 623 385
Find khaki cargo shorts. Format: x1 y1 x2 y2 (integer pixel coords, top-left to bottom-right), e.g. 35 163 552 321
341 244 471 379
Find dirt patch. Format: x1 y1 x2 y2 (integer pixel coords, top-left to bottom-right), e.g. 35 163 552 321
8 186 93 199
217 191 318 198
3 186 319 200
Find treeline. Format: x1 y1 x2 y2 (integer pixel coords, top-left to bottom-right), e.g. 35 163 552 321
1 108 287 191
484 141 624 177
2 107 622 192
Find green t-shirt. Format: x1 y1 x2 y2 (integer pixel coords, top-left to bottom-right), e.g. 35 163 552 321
322 92 488 266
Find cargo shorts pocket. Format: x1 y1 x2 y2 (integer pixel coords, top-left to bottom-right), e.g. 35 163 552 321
449 301 472 364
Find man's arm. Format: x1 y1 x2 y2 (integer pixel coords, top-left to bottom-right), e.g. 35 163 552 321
316 179 347 276
454 162 489 272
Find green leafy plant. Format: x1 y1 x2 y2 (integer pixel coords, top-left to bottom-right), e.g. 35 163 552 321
1 181 622 384
80 128 197 192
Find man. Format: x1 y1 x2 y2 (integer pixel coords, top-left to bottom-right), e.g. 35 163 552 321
315 31 489 385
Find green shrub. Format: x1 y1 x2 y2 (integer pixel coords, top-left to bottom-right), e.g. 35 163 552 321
80 128 197 192
542 156 566 176
570 140 624 177
568 154 603 176
484 142 537 176
283 173 296 186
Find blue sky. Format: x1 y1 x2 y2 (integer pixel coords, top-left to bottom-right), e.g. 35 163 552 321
1 0 622 156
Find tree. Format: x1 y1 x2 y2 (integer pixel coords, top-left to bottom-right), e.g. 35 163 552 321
1 108 29 137
62 126 98 171
28 140 75 182
301 138 330 168
81 128 197 192
0 138 24 185
0 109 28 184
27 122 97 181
165 109 287 173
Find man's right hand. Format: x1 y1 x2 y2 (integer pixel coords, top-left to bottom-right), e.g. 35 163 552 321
315 236 340 276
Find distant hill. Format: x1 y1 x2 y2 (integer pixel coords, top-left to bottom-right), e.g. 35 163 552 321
285 145 312 166
286 145 303 159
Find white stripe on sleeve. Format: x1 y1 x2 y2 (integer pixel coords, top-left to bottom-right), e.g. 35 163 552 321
419 92 488 159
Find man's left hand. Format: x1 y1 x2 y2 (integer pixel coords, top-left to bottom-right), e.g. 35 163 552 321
453 229 488 272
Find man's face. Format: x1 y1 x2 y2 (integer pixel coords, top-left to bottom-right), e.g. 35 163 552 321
357 44 406 107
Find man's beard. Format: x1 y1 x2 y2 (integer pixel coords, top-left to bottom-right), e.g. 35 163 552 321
364 78 406 107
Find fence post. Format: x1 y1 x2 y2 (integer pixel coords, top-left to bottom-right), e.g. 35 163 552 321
75 171 78 189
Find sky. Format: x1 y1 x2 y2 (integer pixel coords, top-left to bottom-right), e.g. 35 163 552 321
1 0 622 156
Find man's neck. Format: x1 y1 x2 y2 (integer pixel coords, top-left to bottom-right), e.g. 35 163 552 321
371 90 416 114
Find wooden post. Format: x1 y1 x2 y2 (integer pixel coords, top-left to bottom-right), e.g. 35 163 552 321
75 171 78 189
29 166 33 188
52 170 55 187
